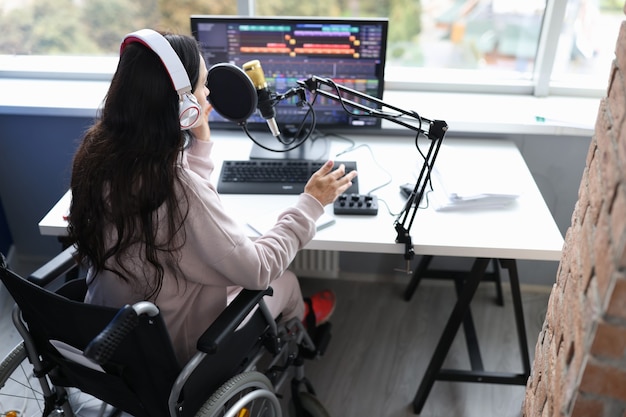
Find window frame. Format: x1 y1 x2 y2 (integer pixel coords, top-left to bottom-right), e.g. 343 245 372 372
0 0 609 99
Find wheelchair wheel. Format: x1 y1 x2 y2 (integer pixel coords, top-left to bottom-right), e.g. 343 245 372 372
0 342 106 417
196 371 282 417
289 392 331 417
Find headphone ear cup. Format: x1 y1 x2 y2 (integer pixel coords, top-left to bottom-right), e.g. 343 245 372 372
179 93 201 130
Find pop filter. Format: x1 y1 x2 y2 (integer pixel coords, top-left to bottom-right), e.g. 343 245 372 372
207 63 257 124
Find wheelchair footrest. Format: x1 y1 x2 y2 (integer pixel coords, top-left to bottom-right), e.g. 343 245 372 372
302 322 332 359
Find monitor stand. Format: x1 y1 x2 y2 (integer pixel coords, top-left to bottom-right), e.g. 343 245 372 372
248 132 330 161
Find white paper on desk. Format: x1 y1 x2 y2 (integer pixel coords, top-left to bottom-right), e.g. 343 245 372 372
247 211 336 236
430 145 521 211
430 187 517 211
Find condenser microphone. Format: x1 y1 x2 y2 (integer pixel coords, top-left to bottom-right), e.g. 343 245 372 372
242 60 281 137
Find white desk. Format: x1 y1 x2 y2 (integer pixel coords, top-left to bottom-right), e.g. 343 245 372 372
38 131 564 413
39 131 563 260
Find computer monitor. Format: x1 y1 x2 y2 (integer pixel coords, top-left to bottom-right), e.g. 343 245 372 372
191 15 388 159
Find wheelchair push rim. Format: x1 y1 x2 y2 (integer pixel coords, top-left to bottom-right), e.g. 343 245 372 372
195 371 281 417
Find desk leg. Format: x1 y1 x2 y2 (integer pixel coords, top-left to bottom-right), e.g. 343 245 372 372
492 258 504 306
405 257 504 306
499 259 531 374
412 257 490 414
454 278 484 371
412 258 531 414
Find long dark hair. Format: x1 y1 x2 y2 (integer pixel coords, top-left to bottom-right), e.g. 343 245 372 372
68 32 202 299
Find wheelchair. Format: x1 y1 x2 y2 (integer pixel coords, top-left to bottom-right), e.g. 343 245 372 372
0 247 332 417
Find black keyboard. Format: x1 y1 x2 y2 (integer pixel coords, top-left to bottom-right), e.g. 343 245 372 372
218 159 358 195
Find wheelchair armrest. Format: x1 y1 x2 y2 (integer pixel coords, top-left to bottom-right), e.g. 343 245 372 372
196 287 273 354
27 246 78 287
84 301 160 365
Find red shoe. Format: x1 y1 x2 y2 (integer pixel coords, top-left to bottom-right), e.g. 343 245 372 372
303 290 336 328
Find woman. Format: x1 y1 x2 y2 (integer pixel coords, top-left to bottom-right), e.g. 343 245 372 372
68 29 357 364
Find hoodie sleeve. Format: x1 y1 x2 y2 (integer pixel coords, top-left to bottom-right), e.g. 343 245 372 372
176 139 324 290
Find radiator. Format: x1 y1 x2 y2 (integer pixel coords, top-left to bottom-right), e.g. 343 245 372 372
290 250 339 279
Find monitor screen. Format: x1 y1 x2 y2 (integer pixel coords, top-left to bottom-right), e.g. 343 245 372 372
191 15 389 135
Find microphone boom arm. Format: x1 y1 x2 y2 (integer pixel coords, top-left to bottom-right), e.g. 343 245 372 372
295 75 448 264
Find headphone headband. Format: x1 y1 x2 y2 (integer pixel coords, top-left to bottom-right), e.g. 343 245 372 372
121 29 192 96
120 29 201 130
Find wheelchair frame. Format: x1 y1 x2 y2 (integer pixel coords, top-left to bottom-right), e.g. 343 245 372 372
0 248 331 417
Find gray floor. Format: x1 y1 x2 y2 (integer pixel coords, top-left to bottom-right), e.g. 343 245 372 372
298 276 549 417
0 259 550 417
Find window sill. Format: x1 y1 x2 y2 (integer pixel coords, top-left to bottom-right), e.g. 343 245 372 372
0 77 598 137
382 90 598 137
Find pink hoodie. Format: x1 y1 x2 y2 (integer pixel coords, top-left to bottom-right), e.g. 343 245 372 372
85 139 323 363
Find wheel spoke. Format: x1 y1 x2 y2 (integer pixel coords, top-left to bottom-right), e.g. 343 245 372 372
1 346 107 417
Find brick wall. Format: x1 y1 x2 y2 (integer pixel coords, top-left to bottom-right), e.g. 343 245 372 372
522 9 626 417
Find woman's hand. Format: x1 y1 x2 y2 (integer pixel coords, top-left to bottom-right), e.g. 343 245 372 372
304 161 358 206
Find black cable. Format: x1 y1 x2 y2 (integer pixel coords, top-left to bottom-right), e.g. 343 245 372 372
239 99 317 154
334 142 393 195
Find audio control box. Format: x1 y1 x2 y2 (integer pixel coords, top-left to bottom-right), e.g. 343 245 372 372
333 194 378 215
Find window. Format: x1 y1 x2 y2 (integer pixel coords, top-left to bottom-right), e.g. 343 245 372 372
551 0 622 92
0 0 621 97
0 0 232 55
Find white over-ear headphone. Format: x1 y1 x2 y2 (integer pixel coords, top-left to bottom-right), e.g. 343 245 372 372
121 29 201 130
